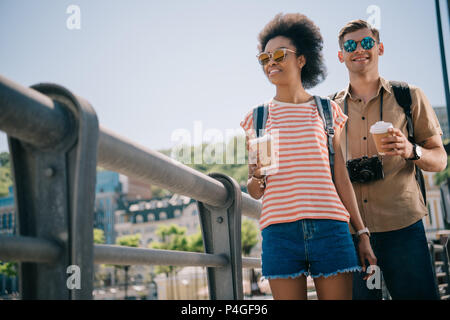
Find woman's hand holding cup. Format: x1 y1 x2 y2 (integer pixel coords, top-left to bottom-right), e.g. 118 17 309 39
249 151 266 179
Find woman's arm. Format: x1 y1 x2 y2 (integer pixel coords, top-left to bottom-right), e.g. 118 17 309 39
245 135 266 199
333 139 365 233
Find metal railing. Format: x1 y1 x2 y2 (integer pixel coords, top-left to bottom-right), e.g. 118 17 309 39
0 74 262 300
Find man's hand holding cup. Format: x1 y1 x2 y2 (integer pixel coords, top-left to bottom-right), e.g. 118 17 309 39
380 128 414 159
370 121 414 159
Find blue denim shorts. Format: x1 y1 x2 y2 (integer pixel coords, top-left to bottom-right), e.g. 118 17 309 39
261 219 362 279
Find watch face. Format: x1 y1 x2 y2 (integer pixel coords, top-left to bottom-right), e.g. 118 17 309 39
416 145 422 158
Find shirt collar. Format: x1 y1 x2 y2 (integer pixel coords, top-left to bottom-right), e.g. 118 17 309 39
343 77 392 100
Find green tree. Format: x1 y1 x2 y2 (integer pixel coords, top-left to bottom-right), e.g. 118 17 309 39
187 229 204 253
115 233 141 299
0 261 17 278
241 218 258 256
93 228 108 288
434 139 450 185
186 228 204 299
0 153 15 274
93 228 105 244
149 224 190 299
241 218 261 296
164 135 248 186
0 152 10 167
116 234 141 247
435 155 450 185
0 260 18 297
150 185 172 198
0 152 12 197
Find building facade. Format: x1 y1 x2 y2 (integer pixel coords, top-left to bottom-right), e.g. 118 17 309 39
0 170 153 297
433 106 449 140
114 194 199 246
0 186 14 237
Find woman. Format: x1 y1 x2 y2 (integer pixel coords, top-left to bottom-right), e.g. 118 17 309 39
240 13 377 300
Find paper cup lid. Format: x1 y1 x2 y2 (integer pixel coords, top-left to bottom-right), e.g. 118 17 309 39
249 134 271 145
370 121 393 134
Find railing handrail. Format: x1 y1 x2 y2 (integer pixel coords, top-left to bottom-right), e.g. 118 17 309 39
0 235 261 269
98 126 261 219
0 74 262 299
0 74 261 220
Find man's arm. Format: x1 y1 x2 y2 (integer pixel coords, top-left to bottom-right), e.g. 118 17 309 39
332 127 377 273
382 131 447 172
415 135 447 172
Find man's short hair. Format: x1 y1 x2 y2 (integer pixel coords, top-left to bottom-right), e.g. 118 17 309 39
338 19 380 49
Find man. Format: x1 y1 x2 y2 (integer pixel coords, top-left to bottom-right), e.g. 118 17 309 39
333 19 447 300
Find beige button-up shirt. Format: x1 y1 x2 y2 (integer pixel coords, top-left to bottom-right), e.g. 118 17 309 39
333 77 443 232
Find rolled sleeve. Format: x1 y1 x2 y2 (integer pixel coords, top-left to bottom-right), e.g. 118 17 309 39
240 110 255 138
331 100 348 131
410 86 443 143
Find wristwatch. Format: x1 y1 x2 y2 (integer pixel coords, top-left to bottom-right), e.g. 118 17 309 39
357 227 371 238
407 143 422 161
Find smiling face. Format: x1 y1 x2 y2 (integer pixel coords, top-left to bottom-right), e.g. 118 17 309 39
262 36 305 86
338 28 384 76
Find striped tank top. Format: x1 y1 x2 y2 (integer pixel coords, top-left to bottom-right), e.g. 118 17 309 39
240 98 350 230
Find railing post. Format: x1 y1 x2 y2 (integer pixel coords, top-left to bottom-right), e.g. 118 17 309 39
8 83 98 299
197 173 243 300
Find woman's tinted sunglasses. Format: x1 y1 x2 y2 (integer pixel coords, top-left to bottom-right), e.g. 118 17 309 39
343 37 376 53
257 48 296 66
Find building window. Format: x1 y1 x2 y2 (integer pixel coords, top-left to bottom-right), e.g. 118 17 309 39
427 203 433 225
8 213 12 230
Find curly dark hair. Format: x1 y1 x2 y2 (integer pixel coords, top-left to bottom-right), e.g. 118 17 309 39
257 13 327 89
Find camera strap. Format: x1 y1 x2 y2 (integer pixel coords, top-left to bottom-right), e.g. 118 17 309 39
344 87 384 162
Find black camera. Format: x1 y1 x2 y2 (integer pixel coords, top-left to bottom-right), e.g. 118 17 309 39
346 156 384 183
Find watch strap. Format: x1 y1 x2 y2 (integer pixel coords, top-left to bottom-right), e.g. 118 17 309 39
407 144 420 160
357 227 370 237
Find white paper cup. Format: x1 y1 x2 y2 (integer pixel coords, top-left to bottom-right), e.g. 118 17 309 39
370 121 394 155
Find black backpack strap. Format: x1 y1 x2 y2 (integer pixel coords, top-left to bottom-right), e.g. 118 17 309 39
390 81 427 205
314 96 335 181
329 92 339 101
252 104 269 138
390 81 414 142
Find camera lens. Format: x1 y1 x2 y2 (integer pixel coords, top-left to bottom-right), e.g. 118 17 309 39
359 169 374 183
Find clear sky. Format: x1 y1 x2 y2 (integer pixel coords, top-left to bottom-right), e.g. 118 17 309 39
0 0 449 154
